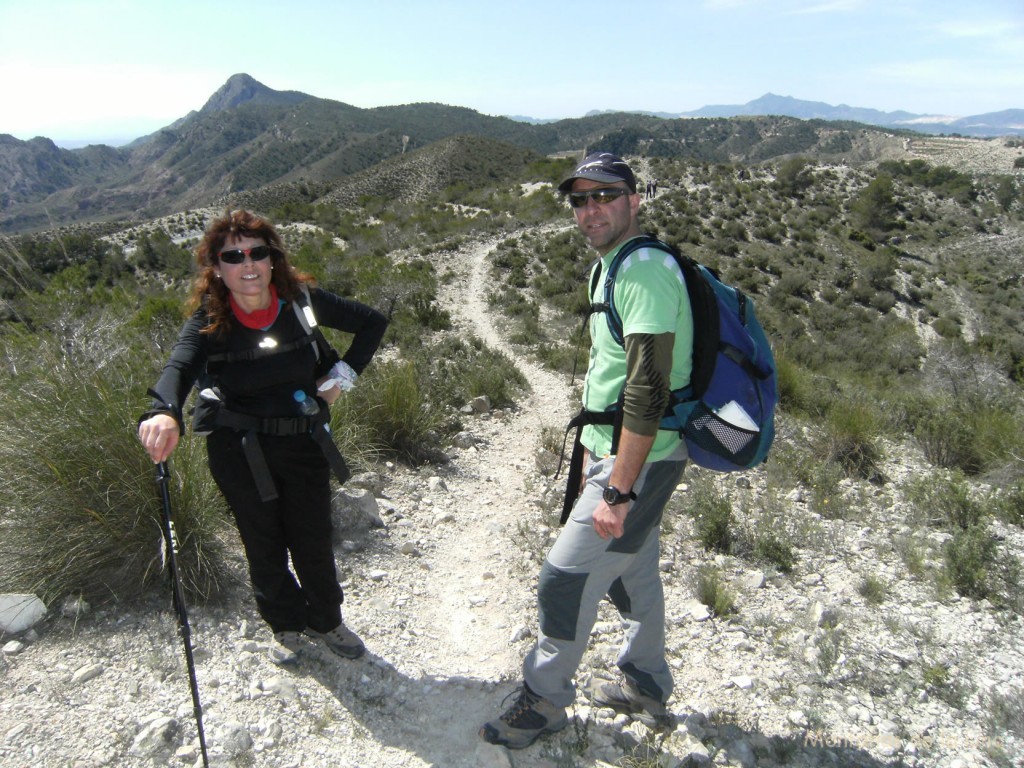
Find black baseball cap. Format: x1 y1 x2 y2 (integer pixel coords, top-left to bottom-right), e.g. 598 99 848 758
557 152 637 193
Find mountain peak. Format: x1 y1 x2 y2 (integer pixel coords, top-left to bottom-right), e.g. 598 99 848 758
200 73 311 114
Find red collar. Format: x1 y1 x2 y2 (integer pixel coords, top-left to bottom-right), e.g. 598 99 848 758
230 285 281 329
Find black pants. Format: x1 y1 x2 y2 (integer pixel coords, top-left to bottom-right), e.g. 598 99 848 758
207 429 343 634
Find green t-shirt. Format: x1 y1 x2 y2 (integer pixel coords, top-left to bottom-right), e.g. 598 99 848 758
581 238 694 462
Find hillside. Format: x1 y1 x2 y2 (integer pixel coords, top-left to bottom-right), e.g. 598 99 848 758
2 205 1024 767
5 75 1021 235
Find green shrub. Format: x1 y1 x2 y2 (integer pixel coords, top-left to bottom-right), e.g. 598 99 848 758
0 324 232 605
943 524 997 599
691 565 736 617
993 481 1024 528
905 470 985 531
819 400 882 480
984 686 1024 740
807 459 850 519
690 479 734 553
913 408 982 473
754 534 796 574
337 359 442 465
816 626 845 677
857 574 888 605
416 336 529 411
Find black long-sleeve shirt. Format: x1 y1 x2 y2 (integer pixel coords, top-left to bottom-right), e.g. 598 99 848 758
148 287 388 427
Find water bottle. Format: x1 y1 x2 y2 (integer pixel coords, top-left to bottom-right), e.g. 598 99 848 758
293 390 319 416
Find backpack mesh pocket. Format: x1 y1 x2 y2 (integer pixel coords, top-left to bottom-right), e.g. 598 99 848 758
687 405 757 460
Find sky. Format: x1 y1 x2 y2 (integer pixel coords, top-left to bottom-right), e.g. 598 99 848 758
1 0 1022 147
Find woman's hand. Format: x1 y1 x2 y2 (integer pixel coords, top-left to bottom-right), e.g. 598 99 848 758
138 414 180 464
315 378 342 405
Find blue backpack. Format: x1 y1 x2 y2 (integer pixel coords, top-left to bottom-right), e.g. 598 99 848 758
600 235 777 470
560 236 778 522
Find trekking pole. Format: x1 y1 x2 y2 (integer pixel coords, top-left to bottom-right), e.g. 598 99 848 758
155 460 210 768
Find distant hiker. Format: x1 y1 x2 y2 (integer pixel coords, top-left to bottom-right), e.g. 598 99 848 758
645 179 654 199
652 179 657 198
479 153 692 748
138 209 388 665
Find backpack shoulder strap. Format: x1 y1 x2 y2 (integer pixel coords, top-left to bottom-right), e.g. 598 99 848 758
292 284 335 366
596 235 678 346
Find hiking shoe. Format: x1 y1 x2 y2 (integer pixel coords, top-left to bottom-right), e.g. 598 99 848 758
479 683 568 749
590 678 676 730
268 631 305 665
305 621 365 660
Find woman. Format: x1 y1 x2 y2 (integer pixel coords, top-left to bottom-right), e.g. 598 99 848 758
138 209 388 665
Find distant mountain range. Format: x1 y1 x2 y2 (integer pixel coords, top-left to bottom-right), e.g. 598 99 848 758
536 93 1024 139
2 75 1021 235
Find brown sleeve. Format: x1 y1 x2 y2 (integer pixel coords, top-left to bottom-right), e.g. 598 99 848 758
621 332 674 437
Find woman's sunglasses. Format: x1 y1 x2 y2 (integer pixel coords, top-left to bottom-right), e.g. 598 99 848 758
566 188 631 208
217 245 274 264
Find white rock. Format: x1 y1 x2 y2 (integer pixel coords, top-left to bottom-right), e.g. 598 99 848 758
787 709 808 727
743 571 766 589
474 740 513 767
263 676 299 700
71 663 104 685
469 395 491 413
129 716 178 757
0 594 47 634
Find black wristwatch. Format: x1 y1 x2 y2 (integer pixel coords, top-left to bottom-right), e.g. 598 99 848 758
602 485 637 506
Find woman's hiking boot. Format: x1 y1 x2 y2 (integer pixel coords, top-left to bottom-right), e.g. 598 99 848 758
268 631 306 665
305 620 365 660
589 678 676 730
479 683 568 749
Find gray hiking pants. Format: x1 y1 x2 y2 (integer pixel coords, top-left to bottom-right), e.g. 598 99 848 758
523 452 687 708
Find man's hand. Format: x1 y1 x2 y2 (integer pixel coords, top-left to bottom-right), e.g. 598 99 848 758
593 500 630 539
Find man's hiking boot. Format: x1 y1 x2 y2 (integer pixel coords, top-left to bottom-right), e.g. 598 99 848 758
590 678 676 730
268 631 306 665
305 620 365 660
479 683 568 749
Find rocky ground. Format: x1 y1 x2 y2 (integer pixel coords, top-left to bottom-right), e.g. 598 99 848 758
3 219 1024 768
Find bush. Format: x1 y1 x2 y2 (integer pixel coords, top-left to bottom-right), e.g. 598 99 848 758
857 574 888 605
690 480 734 553
905 470 986 531
754 534 796 574
0 322 232 605
994 482 1024 528
337 359 443 465
943 525 997 599
691 565 736 617
819 400 883 480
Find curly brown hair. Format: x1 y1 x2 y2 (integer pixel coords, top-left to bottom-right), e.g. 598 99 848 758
189 209 315 335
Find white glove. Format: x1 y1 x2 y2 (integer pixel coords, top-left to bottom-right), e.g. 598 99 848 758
317 360 358 392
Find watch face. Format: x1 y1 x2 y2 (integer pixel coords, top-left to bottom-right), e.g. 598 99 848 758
603 486 620 504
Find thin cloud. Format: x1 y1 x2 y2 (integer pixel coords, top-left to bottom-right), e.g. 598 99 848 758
787 0 863 14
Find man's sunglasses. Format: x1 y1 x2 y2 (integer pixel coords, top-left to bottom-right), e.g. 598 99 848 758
217 245 274 264
566 188 631 208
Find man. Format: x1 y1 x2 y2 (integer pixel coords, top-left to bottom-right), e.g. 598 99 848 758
479 153 694 749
